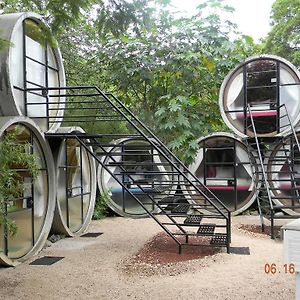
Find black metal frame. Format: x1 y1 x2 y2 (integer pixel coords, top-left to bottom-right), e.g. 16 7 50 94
22 18 60 131
245 102 300 239
2 123 47 258
225 58 282 136
18 84 231 254
60 136 92 229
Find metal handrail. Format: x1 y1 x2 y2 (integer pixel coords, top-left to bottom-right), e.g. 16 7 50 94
246 104 274 210
25 85 230 218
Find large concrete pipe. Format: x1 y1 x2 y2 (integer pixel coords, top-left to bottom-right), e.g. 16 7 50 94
267 133 300 215
48 127 96 236
97 137 176 218
0 117 55 266
0 12 66 133
188 132 258 215
219 55 300 138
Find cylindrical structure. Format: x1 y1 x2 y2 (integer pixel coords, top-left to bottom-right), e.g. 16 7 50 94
267 133 300 215
0 117 55 266
0 12 66 133
48 127 96 236
219 55 300 138
97 137 175 218
188 132 258 215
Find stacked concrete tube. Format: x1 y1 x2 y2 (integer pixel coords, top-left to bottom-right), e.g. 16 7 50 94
0 12 66 133
97 137 176 218
0 117 56 266
219 55 300 138
188 133 259 215
267 130 300 216
204 54 300 215
48 127 96 236
0 12 95 266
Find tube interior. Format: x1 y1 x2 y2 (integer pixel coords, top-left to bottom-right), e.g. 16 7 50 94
268 136 300 213
190 135 255 213
222 57 300 136
101 139 172 216
0 124 48 259
57 138 92 232
10 18 63 131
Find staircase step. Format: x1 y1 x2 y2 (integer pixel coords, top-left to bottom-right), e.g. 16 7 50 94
171 203 191 213
272 196 300 199
197 224 216 236
184 215 203 225
210 233 228 246
273 205 300 209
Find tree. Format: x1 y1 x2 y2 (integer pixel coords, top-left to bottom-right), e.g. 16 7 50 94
264 0 300 66
94 1 259 162
0 0 260 163
0 130 39 237
0 0 96 34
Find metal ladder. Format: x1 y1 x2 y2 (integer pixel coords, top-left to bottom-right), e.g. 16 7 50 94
25 85 231 254
245 103 300 238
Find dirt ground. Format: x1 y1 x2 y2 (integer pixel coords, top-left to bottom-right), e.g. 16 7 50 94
0 216 295 300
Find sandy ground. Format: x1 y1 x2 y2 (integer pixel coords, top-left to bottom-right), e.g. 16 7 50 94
0 216 296 300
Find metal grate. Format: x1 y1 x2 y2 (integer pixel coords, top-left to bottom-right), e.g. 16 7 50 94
184 215 203 224
81 232 103 238
210 233 227 245
171 203 190 213
30 256 64 265
197 224 216 236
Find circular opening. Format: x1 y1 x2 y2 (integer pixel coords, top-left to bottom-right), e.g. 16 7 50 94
6 14 65 132
220 56 300 137
98 138 175 217
268 135 300 215
0 123 49 260
55 136 95 234
188 134 257 215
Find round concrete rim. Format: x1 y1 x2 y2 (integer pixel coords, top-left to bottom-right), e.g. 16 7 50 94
267 132 300 216
186 132 259 216
219 54 300 138
51 126 97 237
4 12 66 133
96 137 170 218
0 116 56 266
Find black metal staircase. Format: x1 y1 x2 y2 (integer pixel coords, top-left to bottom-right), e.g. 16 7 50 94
245 103 300 238
23 85 231 253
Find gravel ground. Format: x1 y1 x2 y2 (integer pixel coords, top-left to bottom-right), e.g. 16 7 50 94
0 216 295 300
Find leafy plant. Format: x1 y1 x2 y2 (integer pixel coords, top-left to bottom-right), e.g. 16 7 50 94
0 129 39 237
92 190 111 220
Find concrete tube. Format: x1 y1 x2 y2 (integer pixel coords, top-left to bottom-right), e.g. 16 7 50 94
48 127 96 236
0 13 66 133
0 116 55 266
97 137 175 218
188 132 258 215
267 132 300 215
219 55 300 138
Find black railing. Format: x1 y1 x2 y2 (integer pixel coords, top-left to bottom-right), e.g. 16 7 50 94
18 85 231 253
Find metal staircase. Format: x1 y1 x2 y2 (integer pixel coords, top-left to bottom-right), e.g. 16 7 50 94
245 104 300 238
24 85 231 254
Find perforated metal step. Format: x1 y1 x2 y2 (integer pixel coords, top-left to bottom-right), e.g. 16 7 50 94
171 203 190 213
197 224 215 236
184 215 203 224
210 233 227 245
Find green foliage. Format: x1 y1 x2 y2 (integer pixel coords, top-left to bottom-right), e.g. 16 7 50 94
0 130 39 237
0 0 96 34
95 0 155 40
264 0 300 66
1 0 261 164
92 191 110 220
93 1 259 162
